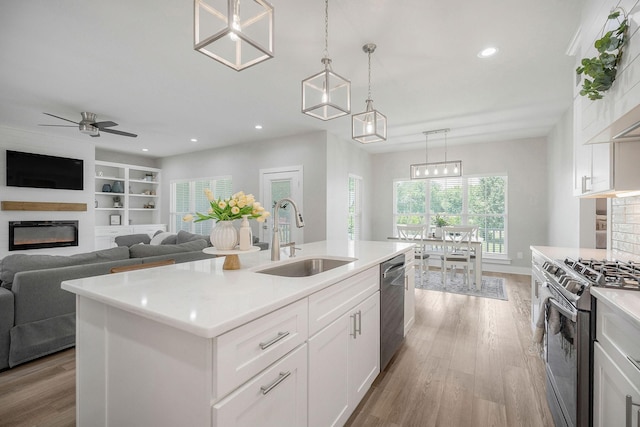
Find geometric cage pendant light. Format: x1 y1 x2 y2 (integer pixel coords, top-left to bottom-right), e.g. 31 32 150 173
352 43 387 143
410 128 462 179
194 0 274 71
301 0 351 120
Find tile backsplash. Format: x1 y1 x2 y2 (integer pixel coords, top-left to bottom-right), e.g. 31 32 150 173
612 196 640 255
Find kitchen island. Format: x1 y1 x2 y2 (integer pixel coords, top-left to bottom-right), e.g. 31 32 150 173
62 240 413 427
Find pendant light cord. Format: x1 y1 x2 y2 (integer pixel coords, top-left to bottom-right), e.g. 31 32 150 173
323 0 329 59
367 50 372 101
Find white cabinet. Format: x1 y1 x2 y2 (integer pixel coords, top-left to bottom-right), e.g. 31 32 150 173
213 344 308 427
404 252 415 336
574 140 640 197
95 160 161 226
307 266 380 427
593 343 640 427
593 297 640 427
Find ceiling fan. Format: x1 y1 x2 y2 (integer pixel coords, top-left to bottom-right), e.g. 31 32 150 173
39 112 137 138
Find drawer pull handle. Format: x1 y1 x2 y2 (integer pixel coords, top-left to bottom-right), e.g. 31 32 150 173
627 356 640 373
626 395 640 427
259 331 290 350
260 371 291 395
351 313 358 338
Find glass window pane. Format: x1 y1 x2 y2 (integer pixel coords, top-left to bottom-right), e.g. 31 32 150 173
468 176 506 215
430 178 462 215
395 181 426 214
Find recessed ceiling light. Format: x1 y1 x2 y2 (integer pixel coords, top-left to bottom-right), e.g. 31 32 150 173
190 138 198 142
255 125 263 130
142 148 149 152
478 47 498 58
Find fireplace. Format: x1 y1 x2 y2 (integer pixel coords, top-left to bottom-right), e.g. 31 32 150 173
9 221 79 251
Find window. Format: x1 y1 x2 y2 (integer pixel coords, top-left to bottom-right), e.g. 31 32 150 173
393 175 507 255
170 176 233 234
348 174 363 240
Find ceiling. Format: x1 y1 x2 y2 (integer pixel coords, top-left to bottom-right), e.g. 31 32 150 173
0 0 582 158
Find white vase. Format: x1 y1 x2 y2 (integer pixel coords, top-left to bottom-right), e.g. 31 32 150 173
238 215 253 251
210 221 238 250
435 227 443 238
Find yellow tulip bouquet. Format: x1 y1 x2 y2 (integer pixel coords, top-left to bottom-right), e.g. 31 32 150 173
183 190 270 223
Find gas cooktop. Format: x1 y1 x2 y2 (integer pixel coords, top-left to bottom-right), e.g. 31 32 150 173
564 257 640 291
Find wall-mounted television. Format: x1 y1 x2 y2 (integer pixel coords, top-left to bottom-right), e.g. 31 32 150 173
6 150 84 190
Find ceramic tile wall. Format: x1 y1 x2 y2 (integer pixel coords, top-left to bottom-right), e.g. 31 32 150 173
612 195 640 255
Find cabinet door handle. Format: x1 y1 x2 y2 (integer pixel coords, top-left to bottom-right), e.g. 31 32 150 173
259 331 290 350
626 395 640 427
260 371 291 395
351 313 358 339
582 175 591 193
356 310 362 336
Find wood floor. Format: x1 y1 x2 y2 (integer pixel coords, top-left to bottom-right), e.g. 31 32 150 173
345 272 554 427
0 273 552 427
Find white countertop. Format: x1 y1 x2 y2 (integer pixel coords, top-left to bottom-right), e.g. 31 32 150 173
62 240 413 338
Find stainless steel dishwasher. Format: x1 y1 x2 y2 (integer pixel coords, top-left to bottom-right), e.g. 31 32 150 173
380 254 406 371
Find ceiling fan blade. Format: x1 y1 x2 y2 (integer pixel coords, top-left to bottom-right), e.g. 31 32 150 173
38 124 77 127
92 121 118 129
101 128 137 138
43 112 78 124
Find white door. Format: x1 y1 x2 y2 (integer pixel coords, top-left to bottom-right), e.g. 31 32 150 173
260 167 303 244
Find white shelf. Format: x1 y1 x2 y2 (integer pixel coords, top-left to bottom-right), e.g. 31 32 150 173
95 161 162 227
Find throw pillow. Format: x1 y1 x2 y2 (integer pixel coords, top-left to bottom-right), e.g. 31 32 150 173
128 239 208 258
150 232 176 245
176 230 211 246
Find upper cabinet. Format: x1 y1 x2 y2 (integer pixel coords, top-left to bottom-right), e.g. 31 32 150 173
573 138 640 197
573 0 640 146
94 161 161 226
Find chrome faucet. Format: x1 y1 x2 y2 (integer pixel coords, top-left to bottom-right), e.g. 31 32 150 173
271 198 304 261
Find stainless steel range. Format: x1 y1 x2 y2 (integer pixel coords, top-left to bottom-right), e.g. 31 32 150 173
540 256 640 427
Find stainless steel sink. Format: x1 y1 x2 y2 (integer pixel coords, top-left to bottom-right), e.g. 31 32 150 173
256 257 356 277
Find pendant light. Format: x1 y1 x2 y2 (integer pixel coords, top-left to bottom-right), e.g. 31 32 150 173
410 128 462 179
352 43 387 143
301 0 351 120
194 0 274 71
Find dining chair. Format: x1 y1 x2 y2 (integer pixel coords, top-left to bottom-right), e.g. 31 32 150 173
440 226 475 288
397 224 429 282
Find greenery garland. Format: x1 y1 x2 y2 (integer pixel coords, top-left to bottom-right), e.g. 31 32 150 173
576 9 628 100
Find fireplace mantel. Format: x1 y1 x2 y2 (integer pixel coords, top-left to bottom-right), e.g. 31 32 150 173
1 201 87 211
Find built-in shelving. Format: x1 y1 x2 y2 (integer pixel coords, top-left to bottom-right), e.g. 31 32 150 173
94 161 162 227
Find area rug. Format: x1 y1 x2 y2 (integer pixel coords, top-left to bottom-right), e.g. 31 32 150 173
415 270 508 301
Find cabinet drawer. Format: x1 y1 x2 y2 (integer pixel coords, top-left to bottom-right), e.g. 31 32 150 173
596 300 640 385
213 344 308 427
308 266 379 336
214 299 308 399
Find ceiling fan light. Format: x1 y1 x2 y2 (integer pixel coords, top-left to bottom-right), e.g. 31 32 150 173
194 0 274 71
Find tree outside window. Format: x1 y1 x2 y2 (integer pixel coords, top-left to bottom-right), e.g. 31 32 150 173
394 175 507 255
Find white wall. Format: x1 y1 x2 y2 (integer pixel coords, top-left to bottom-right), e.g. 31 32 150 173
159 131 328 243
370 137 548 270
0 126 96 258
326 134 374 241
96 148 159 168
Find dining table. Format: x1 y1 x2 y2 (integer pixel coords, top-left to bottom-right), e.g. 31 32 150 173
388 235 484 289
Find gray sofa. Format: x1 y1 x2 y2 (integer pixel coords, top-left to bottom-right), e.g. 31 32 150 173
0 239 216 370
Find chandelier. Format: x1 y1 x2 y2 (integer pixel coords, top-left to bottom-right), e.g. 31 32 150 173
301 0 351 120
352 43 387 143
410 128 462 179
194 0 274 71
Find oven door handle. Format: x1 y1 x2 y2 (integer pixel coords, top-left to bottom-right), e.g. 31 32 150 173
548 297 577 323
